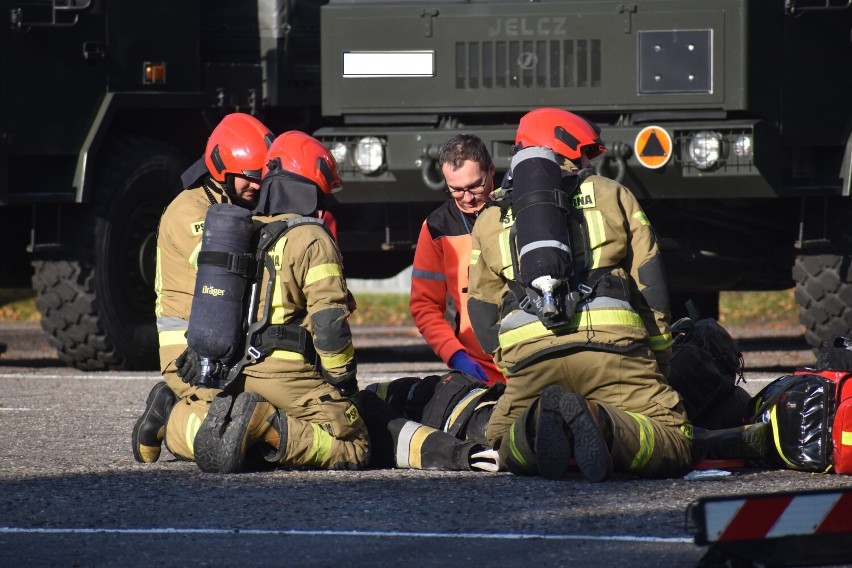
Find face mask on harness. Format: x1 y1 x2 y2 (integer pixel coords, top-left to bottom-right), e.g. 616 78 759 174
508 146 591 328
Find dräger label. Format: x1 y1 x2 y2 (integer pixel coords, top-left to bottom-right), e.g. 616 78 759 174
201 285 225 297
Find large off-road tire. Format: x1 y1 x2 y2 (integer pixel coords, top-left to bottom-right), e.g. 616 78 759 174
794 253 852 348
32 137 183 371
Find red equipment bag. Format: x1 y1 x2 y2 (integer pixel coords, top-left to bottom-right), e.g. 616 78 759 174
795 336 852 474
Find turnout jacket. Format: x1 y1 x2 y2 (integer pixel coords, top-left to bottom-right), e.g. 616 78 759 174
245 213 356 386
155 179 230 368
467 174 672 376
410 200 504 385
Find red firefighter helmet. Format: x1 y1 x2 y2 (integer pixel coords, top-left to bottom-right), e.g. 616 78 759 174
262 131 342 194
515 108 607 162
204 113 274 183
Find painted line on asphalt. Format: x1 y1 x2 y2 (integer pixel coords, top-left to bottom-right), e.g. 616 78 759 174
0 526 692 543
0 373 159 380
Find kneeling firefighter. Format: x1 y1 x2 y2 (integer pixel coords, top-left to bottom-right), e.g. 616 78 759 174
467 108 694 480
132 112 273 464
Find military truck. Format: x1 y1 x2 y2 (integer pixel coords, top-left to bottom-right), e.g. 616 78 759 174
1 0 850 372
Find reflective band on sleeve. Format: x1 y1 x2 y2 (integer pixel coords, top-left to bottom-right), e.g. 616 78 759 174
154 248 164 317
189 240 203 269
843 431 852 446
371 382 390 401
498 308 646 350
470 249 481 266
305 263 343 286
306 422 333 467
319 343 355 369
649 332 673 351
411 268 447 282
584 210 605 269
498 230 514 281
158 330 188 348
519 239 570 258
269 350 307 362
626 411 654 472
187 412 203 458
633 210 651 226
395 420 422 469
157 316 189 332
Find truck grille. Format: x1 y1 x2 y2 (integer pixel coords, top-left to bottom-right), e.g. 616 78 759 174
455 39 601 89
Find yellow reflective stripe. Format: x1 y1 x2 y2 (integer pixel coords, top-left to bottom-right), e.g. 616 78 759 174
154 248 163 317
158 330 188 348
633 210 651 227
269 350 307 362
187 412 203 458
681 422 694 440
189 240 202 269
626 411 654 472
269 238 288 324
372 382 390 401
445 389 486 431
498 309 646 350
408 424 433 470
508 422 529 468
305 263 343 286
770 406 799 470
584 210 605 269
470 249 481 266
842 430 852 446
306 422 333 466
649 332 673 351
319 343 355 369
498 229 514 281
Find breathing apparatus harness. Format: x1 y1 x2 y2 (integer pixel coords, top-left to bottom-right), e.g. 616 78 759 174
498 146 628 329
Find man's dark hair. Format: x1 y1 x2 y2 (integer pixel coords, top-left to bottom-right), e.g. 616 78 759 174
438 134 493 172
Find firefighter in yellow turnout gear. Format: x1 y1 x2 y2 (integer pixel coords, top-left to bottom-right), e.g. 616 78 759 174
467 108 692 480
189 131 369 473
132 112 274 464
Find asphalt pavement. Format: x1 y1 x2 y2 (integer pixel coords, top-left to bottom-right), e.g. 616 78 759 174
1 321 851 567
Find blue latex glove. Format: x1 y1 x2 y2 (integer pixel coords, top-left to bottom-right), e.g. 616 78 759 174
449 350 489 382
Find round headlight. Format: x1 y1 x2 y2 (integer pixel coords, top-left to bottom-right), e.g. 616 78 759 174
732 135 753 160
329 142 349 167
354 137 384 174
688 131 722 170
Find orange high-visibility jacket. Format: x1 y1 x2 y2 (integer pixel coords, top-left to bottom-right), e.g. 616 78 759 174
410 199 505 385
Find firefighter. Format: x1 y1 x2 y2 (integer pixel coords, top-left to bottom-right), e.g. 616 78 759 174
173 130 366 473
132 112 274 464
467 108 693 481
410 134 505 385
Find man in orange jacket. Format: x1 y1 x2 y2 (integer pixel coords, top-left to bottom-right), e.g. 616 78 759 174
410 134 505 385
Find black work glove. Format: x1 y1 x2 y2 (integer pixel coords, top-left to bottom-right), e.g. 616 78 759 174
175 347 201 385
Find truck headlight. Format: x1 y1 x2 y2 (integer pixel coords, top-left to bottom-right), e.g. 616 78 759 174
354 136 384 174
329 142 349 167
687 131 722 170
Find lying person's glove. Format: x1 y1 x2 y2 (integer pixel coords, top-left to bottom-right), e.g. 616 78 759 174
449 350 488 382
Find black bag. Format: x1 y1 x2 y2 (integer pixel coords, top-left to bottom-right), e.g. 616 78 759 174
747 373 835 472
668 318 748 428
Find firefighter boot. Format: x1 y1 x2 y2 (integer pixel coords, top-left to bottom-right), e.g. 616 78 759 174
132 382 177 463
194 392 287 473
497 387 569 477
559 392 613 482
692 422 773 464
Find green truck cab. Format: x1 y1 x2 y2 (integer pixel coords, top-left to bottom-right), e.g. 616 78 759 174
1 0 850 370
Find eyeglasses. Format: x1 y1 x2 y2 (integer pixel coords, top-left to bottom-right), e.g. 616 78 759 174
446 171 490 196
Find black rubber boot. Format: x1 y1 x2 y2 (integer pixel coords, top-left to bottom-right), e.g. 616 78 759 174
692 422 773 463
132 382 177 463
193 393 235 473
534 385 573 480
559 392 613 482
217 392 281 474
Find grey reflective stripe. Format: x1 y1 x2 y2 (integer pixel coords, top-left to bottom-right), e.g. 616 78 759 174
499 309 540 333
156 316 189 333
395 420 421 469
510 146 559 170
519 239 570 259
578 297 633 311
411 268 446 282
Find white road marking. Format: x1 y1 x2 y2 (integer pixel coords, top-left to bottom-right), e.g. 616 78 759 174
0 526 692 543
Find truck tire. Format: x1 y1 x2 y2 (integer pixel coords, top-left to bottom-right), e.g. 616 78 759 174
793 253 852 348
32 137 183 371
